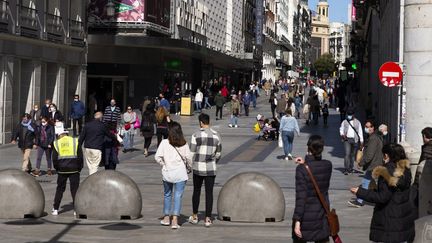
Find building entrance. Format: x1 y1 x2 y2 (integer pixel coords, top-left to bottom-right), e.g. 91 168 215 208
87 76 127 117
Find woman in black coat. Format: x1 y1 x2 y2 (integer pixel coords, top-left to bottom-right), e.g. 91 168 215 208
293 135 332 243
33 116 55 176
351 143 415 243
140 107 157 157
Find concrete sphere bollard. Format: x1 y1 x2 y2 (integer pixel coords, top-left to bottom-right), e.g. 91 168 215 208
413 215 432 243
217 172 285 222
75 170 142 220
0 169 45 218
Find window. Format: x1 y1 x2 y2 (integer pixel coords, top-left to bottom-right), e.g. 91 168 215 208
47 0 60 15
70 0 83 21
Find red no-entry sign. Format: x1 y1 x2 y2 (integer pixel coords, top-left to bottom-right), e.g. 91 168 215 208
379 62 403 87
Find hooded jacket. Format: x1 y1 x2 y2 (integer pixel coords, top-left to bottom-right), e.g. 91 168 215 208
356 159 415 243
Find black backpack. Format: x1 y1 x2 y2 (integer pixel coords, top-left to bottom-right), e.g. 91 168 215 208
141 113 153 131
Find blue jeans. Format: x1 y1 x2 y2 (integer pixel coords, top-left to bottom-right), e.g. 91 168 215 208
252 95 257 108
357 170 372 204
282 131 294 156
163 180 187 216
195 101 202 112
230 115 238 126
123 130 134 150
204 97 211 108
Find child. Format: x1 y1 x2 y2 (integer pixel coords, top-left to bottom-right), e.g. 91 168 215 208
322 104 329 126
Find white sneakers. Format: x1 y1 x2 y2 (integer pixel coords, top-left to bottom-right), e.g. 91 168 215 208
228 124 239 128
234 125 238 128
51 209 58 216
188 216 198 224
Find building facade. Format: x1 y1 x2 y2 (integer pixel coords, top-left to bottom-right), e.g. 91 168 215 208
329 22 350 67
0 0 86 144
293 0 311 74
262 0 278 81
311 0 330 63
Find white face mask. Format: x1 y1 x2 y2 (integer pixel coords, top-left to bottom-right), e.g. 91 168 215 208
51 108 56 112
74 99 79 102
34 108 38 111
364 128 370 134
347 115 353 120
382 131 388 136
41 122 47 126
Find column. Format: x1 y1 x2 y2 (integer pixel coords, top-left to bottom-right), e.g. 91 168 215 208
0 57 14 144
404 0 432 151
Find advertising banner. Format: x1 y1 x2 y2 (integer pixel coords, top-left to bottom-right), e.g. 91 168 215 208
88 0 145 22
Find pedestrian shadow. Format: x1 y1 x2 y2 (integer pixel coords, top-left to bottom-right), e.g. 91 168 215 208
100 222 142 231
59 203 74 214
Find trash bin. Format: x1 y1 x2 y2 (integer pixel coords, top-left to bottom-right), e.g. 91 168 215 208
181 96 193 116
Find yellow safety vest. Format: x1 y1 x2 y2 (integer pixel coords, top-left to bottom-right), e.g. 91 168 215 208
53 136 79 159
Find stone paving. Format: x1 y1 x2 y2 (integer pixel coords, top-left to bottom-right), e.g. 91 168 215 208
0 96 374 243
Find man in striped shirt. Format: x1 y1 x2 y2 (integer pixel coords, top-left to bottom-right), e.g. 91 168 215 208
103 99 121 129
188 113 222 227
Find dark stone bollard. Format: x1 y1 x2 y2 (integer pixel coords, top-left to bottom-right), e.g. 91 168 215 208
0 169 45 218
75 170 142 220
413 215 432 243
217 172 285 222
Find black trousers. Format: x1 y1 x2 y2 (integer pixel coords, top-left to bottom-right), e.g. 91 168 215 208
144 136 152 149
215 106 223 119
244 104 250 116
156 128 168 147
53 172 80 210
72 118 83 137
192 174 216 218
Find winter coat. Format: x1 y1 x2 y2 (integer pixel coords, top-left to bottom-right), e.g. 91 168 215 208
12 122 37 149
310 97 321 113
214 94 225 107
359 132 384 171
276 98 287 113
30 109 42 126
140 111 156 138
70 101 85 119
52 136 83 173
231 100 240 115
49 111 63 122
293 156 332 241
242 94 251 106
36 124 55 148
356 159 415 243
419 141 432 163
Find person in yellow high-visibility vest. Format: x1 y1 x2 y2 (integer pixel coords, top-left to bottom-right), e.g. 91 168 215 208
51 128 83 216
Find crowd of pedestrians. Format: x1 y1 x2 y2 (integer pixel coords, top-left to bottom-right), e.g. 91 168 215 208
7 76 429 242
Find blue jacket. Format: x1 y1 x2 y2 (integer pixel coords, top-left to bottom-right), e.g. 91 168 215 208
242 94 251 105
70 101 85 119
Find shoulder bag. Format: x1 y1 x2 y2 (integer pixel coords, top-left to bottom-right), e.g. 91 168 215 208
347 120 363 163
174 147 192 174
303 164 341 240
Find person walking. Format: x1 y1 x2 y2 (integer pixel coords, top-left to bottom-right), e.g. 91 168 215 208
280 108 300 160
242 91 251 116
269 92 277 118
194 89 203 113
155 106 171 147
51 129 83 216
103 99 121 130
339 109 364 175
103 128 120 170
172 88 182 115
310 95 321 125
32 117 55 176
122 105 137 153
158 93 171 112
155 121 192 229
229 95 240 128
70 94 86 137
203 87 212 109
293 135 333 243
214 91 225 120
49 103 64 123
79 112 116 175
41 99 52 118
188 113 222 227
348 120 383 208
350 143 415 243
140 106 157 157
11 113 37 173
322 104 329 126
30 104 42 126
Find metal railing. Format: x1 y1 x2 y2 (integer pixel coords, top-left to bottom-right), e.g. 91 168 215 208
0 0 8 23
19 5 38 31
46 13 63 36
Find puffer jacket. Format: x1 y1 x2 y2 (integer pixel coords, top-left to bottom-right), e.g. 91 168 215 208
356 159 416 243
293 156 332 241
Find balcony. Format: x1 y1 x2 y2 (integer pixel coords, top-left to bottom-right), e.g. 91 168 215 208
69 19 85 46
46 13 64 43
19 5 39 38
0 0 9 32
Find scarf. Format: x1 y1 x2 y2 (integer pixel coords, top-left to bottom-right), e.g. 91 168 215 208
21 120 34 132
41 125 47 143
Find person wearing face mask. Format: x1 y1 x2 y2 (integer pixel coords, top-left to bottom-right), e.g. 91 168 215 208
49 103 63 123
378 124 390 145
30 104 42 126
103 99 121 130
350 144 415 243
70 94 85 137
41 99 52 118
32 117 55 176
11 113 37 172
348 120 383 208
339 109 364 175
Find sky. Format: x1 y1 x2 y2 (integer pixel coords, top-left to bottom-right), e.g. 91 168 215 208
309 0 352 24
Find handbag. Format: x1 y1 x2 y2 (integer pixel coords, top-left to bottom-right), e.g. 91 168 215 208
124 123 131 131
174 147 192 174
134 114 140 129
303 164 341 239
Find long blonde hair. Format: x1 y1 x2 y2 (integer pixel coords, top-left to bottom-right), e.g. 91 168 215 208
155 107 168 123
